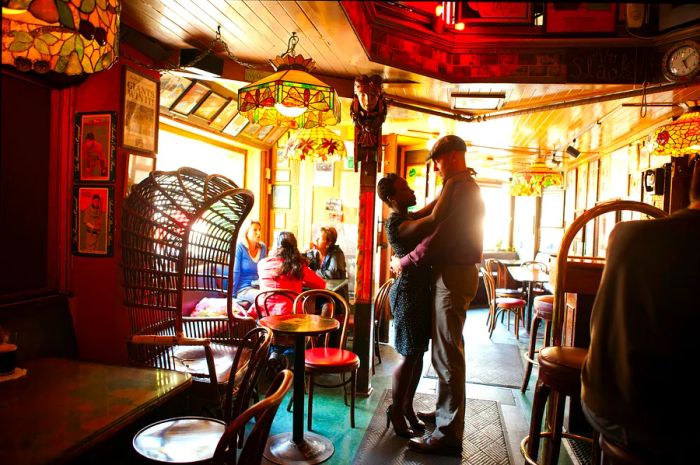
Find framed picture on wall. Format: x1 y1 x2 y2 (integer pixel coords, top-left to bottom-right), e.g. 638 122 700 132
73 185 114 257
171 81 209 115
122 67 159 154
272 185 291 209
74 111 117 182
160 73 191 109
209 99 239 131
223 113 249 137
193 92 229 121
125 153 156 197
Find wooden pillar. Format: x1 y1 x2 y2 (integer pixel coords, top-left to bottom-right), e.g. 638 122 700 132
351 75 387 395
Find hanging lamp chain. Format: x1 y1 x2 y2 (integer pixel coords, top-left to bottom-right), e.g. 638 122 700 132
281 32 300 58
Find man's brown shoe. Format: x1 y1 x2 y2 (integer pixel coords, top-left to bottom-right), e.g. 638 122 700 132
416 410 436 424
407 435 462 456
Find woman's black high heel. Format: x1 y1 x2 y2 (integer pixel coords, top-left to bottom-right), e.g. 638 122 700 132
386 404 417 438
404 410 426 432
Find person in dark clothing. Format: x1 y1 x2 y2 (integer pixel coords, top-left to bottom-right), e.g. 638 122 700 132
581 157 700 464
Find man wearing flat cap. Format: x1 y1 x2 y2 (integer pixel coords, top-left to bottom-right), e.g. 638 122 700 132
392 134 484 456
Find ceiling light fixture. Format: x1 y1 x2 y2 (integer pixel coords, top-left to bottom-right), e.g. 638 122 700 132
510 157 564 196
647 106 700 157
2 0 120 75
451 92 506 111
283 127 347 162
238 32 340 129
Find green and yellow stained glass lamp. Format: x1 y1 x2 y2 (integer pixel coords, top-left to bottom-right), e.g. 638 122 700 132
1 0 120 75
647 108 700 157
238 33 340 129
283 127 347 162
510 158 564 196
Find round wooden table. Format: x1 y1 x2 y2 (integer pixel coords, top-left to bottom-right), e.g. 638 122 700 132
259 313 339 465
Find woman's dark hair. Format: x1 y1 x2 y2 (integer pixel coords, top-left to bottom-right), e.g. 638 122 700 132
377 172 400 205
272 231 304 280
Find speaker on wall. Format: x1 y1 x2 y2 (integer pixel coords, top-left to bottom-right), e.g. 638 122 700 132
565 145 581 158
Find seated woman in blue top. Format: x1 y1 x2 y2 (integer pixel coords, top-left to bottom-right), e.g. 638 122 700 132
233 221 267 303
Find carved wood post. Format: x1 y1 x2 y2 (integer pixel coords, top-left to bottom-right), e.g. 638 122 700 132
350 75 387 395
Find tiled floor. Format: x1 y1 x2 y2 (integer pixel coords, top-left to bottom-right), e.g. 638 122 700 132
261 306 578 465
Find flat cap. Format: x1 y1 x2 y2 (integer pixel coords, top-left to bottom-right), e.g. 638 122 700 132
427 135 467 161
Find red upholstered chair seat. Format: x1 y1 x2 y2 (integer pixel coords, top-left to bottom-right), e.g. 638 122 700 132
305 347 360 371
534 295 554 319
495 297 527 308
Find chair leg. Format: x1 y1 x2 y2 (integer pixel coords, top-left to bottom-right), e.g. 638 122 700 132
307 373 315 431
521 316 541 392
527 378 551 463
548 391 567 465
514 311 520 340
350 370 356 428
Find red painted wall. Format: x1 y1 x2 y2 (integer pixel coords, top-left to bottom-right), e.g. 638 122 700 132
69 45 160 363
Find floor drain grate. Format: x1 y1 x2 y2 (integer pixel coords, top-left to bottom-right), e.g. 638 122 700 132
564 437 592 465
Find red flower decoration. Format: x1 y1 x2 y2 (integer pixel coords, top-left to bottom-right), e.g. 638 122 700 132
656 130 670 146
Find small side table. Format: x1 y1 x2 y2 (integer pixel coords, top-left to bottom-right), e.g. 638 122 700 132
259 313 339 465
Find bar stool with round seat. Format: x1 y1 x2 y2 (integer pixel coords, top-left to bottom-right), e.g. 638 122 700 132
521 346 592 465
597 434 648 465
521 294 554 392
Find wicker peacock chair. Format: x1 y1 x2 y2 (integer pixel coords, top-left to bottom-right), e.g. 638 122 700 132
122 167 255 408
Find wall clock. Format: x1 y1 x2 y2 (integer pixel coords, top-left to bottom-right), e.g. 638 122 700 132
662 40 700 82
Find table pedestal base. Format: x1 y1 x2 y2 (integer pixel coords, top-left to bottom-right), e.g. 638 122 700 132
264 432 334 465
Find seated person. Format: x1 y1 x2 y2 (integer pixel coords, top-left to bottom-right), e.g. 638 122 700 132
256 231 326 317
581 159 700 463
233 221 267 303
305 226 347 280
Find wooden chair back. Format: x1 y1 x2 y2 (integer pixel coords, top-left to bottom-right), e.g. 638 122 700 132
553 200 666 345
253 289 298 320
222 327 272 423
293 289 351 349
484 258 509 289
213 369 293 465
480 266 496 311
521 260 548 273
374 278 394 336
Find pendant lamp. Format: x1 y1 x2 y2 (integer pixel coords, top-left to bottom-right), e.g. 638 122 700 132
283 127 347 162
238 33 340 129
647 107 700 157
2 0 120 75
510 158 564 196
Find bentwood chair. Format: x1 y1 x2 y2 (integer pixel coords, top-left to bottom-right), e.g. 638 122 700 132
373 278 394 374
484 258 524 329
254 289 299 377
521 200 666 465
133 368 292 465
481 266 526 340
520 260 550 297
295 288 360 429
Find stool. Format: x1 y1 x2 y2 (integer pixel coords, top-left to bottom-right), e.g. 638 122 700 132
598 434 648 465
521 295 554 392
521 346 591 465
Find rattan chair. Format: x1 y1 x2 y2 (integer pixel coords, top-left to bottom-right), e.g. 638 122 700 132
122 167 255 408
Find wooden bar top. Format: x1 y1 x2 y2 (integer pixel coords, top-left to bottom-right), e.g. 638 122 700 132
0 358 191 465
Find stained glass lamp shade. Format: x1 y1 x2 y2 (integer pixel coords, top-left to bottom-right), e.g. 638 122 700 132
283 127 347 162
2 0 120 75
238 34 340 129
647 109 700 157
510 160 563 196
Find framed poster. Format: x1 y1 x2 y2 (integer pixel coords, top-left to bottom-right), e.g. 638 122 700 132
263 125 288 146
209 99 239 131
73 186 114 257
241 122 262 138
272 185 291 209
193 92 229 121
576 163 588 210
587 159 598 208
74 111 116 182
255 124 274 141
160 73 191 108
459 2 532 24
122 67 159 154
314 161 334 187
223 113 249 137
546 3 616 33
125 154 156 197
171 82 209 115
